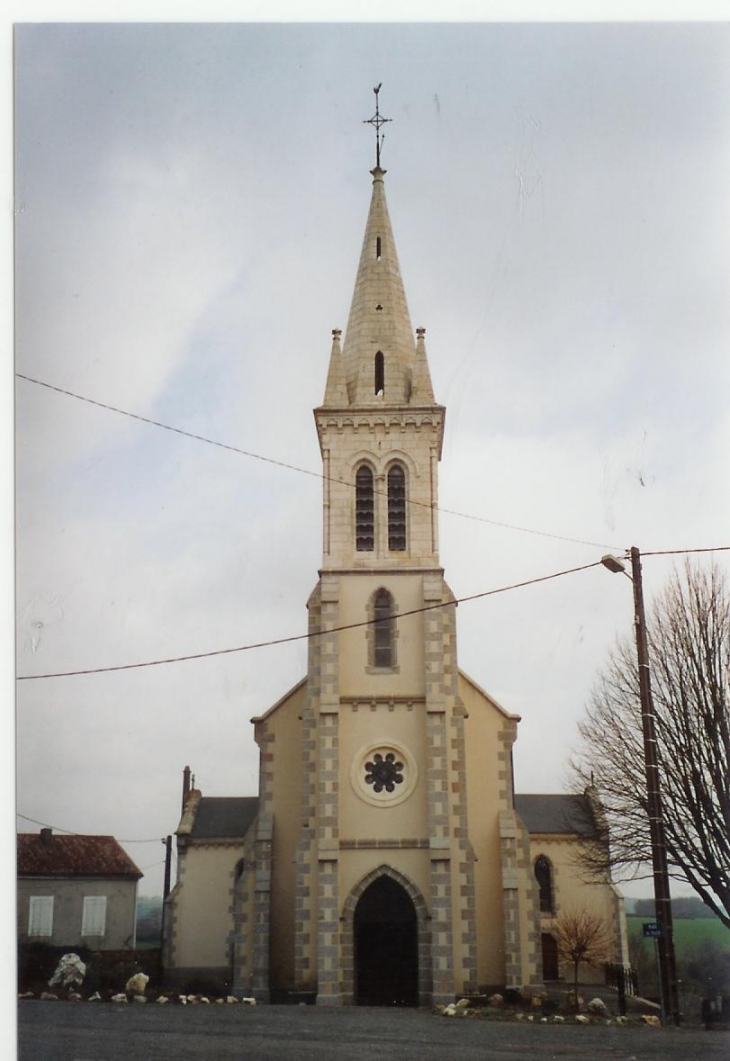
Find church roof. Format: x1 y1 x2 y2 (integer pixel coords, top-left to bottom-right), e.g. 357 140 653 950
324 165 435 408
514 794 598 837
188 796 259 840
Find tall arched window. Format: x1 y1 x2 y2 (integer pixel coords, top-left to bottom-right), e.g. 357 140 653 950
373 589 395 668
375 351 385 395
387 464 407 551
355 465 375 552
534 855 554 914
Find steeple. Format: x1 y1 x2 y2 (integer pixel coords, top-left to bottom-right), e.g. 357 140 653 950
321 88 435 410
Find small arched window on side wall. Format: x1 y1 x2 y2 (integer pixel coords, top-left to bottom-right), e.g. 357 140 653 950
387 464 407 551
373 588 396 668
534 855 554 914
375 351 385 396
355 465 375 552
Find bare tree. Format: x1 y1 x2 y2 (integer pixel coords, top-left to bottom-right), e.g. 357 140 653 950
555 908 612 1008
572 561 730 929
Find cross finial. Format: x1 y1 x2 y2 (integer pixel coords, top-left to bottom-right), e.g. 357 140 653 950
363 83 391 168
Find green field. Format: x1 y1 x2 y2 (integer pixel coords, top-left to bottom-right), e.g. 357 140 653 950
627 915 730 954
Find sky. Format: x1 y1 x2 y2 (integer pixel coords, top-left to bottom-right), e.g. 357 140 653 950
12 11 730 899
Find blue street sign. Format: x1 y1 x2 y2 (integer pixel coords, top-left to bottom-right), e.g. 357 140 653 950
643 922 663 938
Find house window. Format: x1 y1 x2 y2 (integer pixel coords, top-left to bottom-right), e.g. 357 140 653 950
387 464 407 551
373 588 395 667
375 351 385 395
376 236 382 259
82 895 107 936
534 855 554 914
28 896 54 937
355 465 375 551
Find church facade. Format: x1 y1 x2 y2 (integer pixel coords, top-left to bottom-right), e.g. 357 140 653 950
163 153 627 1006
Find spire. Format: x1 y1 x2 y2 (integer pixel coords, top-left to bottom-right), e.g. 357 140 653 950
340 165 418 406
322 329 348 406
321 87 437 410
411 328 435 404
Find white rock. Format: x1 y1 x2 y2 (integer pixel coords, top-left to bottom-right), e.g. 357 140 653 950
157 996 169 1004
587 997 609 1016
88 992 101 1002
575 1014 590 1024
40 992 58 1001
48 954 86 989
133 995 147 1003
125 973 149 995
226 996 238 1004
455 997 470 1009
241 997 257 1005
111 993 128 1003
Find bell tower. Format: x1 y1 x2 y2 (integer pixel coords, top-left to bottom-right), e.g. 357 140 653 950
289 90 478 1007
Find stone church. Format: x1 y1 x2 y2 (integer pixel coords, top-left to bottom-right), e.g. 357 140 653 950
163 143 628 1006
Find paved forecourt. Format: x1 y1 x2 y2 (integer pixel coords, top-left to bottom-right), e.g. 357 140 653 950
17 1002 730 1061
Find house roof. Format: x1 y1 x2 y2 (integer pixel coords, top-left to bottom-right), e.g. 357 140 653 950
17 832 142 879
514 794 597 837
189 797 259 840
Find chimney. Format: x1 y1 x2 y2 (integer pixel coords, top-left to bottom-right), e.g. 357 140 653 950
182 766 191 811
40 827 52 846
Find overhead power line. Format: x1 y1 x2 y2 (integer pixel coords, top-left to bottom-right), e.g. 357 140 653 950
16 372 621 550
16 812 164 843
17 559 604 680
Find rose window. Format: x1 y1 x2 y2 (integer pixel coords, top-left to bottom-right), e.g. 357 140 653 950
364 752 404 793
352 740 417 807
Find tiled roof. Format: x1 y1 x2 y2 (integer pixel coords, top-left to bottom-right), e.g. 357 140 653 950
514 794 597 837
17 833 142 878
189 797 259 840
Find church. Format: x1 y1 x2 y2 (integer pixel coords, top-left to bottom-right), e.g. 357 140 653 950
162 103 628 1006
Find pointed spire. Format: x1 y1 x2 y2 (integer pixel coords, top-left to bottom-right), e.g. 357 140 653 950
322 329 348 406
411 328 435 404
341 166 418 405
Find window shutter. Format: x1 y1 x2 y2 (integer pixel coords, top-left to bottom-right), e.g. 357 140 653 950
82 895 107 936
28 896 54 937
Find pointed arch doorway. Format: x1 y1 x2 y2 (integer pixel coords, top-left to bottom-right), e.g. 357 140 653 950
354 874 418 1006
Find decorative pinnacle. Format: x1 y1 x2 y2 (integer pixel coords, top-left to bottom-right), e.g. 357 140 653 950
363 83 391 169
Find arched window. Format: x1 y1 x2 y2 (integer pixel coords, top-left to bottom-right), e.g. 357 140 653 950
376 236 382 260
373 589 395 668
534 855 554 914
375 351 385 396
387 464 407 551
355 465 375 552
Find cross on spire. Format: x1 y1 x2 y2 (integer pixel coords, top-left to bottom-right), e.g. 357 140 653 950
363 83 391 168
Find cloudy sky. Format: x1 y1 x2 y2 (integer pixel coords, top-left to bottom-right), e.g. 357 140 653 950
13 11 730 896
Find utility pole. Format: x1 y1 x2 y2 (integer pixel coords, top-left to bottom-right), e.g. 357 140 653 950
628 546 680 1025
601 547 681 1024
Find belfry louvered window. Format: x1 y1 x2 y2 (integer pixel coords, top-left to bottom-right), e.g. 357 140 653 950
387 464 407 551
373 589 395 667
355 465 375 551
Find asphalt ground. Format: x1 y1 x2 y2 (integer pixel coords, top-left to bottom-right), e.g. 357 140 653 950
17 1002 730 1061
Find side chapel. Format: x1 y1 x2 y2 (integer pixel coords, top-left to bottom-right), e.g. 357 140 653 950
163 101 627 1005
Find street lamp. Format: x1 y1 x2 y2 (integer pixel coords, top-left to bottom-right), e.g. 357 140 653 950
600 546 680 1026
